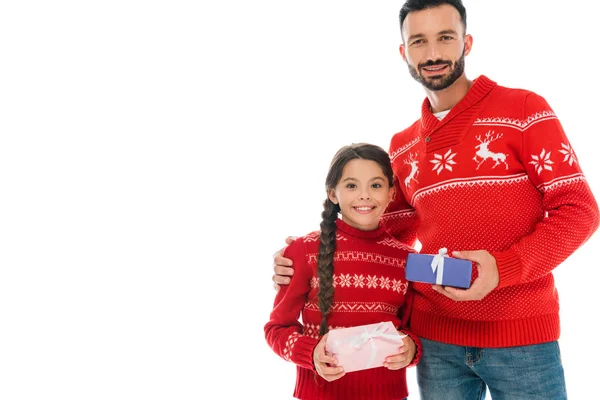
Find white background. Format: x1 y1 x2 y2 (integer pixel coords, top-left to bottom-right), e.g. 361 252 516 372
0 1 598 399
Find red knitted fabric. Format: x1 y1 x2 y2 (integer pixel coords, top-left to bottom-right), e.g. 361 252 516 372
265 219 421 400
382 75 600 348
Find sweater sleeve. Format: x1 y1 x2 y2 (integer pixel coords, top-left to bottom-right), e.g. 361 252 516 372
492 93 600 288
264 238 319 370
381 167 419 247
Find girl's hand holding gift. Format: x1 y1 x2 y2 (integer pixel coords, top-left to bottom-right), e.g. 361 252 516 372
383 333 416 370
313 333 345 382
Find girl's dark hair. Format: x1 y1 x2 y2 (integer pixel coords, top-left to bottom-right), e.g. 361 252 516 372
399 0 467 34
317 143 394 335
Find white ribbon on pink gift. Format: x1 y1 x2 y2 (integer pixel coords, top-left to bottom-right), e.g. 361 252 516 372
348 322 405 369
430 247 448 285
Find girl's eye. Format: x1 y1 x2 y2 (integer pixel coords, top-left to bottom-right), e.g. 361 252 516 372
372 183 382 189
346 183 356 189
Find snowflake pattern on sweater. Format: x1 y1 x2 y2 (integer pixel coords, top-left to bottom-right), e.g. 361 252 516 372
264 219 420 400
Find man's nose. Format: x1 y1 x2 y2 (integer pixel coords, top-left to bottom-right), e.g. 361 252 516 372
426 43 442 61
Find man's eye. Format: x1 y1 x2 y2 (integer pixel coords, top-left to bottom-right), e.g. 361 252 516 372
440 36 454 41
411 39 425 46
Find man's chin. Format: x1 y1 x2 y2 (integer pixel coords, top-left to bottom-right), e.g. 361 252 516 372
421 77 451 91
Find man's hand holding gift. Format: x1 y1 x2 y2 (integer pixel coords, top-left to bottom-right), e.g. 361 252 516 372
433 250 499 301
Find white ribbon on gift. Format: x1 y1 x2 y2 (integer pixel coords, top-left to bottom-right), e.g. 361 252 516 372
347 322 404 369
430 248 449 285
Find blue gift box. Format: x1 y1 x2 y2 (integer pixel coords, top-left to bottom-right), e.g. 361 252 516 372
406 251 472 289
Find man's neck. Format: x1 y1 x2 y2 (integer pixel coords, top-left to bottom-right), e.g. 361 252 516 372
425 75 473 113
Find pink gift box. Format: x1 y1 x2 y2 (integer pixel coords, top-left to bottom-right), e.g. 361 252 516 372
325 322 406 373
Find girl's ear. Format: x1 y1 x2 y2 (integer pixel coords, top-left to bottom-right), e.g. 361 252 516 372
389 186 396 201
328 189 339 205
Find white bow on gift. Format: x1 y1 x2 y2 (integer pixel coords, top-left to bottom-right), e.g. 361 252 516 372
347 322 405 369
430 247 449 285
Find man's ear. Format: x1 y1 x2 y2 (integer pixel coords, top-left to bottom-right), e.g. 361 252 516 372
399 44 407 62
463 34 473 56
328 189 338 205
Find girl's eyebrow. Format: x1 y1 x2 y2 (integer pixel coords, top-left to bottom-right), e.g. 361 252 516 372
341 176 385 183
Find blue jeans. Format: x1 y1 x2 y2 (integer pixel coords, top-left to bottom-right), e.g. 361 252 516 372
417 338 567 400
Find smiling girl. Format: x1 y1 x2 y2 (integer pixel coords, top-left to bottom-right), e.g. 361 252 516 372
264 143 421 400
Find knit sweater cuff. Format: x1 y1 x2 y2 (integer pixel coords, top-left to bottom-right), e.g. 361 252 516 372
492 248 522 288
292 336 319 371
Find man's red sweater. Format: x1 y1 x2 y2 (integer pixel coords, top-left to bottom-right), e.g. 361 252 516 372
265 219 421 400
383 75 599 348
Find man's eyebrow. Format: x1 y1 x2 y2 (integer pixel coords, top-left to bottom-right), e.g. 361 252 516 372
407 29 459 42
406 33 425 42
438 29 459 36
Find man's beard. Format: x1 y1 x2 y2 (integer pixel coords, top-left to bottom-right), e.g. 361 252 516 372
407 52 465 91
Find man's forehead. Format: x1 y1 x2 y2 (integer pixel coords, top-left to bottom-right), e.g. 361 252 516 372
402 4 463 38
